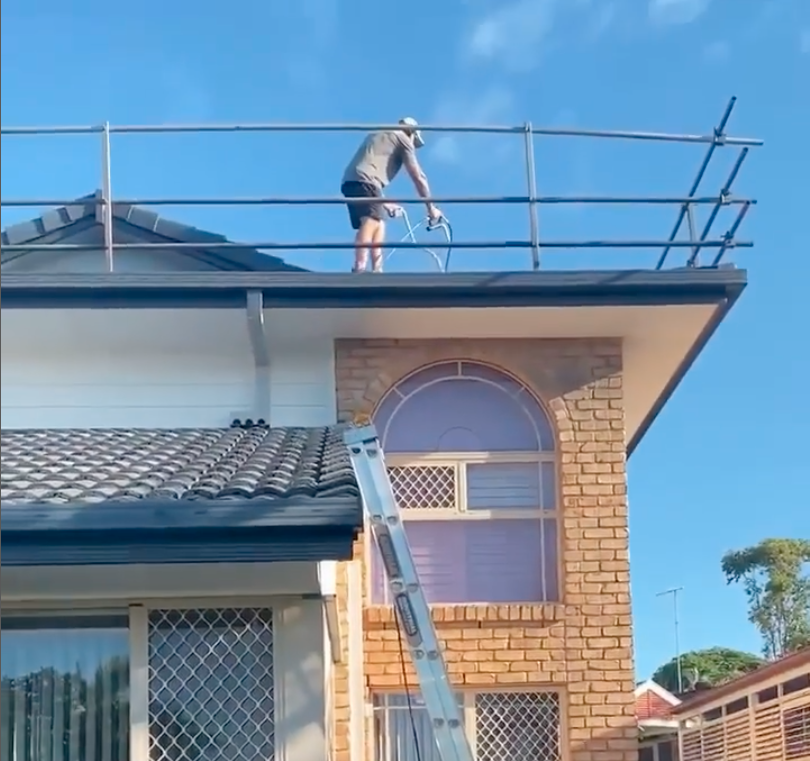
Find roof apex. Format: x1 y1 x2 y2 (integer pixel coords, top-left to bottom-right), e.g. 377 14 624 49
1 190 307 273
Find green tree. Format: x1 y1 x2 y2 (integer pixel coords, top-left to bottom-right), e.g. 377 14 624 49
721 538 810 660
652 647 764 693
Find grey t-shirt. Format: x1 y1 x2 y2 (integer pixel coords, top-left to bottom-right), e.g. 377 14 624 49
341 130 416 189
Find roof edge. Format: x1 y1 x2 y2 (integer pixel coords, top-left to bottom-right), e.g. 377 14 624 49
0 267 748 310
1 530 360 567
1 190 308 273
635 679 682 705
1 496 362 533
672 646 810 716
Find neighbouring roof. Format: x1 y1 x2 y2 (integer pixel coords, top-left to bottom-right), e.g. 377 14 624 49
635 680 681 722
673 646 810 716
1 425 362 566
1 190 307 273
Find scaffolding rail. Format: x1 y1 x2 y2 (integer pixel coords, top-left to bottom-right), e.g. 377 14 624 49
0 97 762 272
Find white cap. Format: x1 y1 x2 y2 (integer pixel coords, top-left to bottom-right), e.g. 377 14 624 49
399 116 424 148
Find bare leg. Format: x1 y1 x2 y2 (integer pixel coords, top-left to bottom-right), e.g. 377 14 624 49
354 218 383 272
371 220 386 272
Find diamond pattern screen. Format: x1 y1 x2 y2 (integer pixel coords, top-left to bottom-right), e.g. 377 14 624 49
148 608 275 761
388 465 457 510
475 692 561 761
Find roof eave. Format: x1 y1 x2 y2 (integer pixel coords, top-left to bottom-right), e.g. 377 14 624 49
0 267 747 310
627 280 744 455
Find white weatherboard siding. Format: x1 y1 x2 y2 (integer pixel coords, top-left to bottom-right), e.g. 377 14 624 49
0 309 337 429
269 339 337 427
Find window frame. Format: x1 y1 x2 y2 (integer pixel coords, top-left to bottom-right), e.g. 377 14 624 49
370 689 564 761
368 450 560 605
1 599 280 761
639 738 676 761
386 450 557 520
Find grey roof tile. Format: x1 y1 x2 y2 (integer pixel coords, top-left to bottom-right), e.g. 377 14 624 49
1 190 308 273
0 426 359 506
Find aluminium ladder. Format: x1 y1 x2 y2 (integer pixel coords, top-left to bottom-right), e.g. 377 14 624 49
343 425 475 761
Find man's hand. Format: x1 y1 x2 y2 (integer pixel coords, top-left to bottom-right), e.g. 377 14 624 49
427 205 444 224
384 203 403 218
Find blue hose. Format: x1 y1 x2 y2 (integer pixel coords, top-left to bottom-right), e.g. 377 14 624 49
386 211 454 271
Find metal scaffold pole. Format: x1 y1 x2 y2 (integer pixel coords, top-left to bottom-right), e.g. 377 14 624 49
0 104 762 271
100 122 114 273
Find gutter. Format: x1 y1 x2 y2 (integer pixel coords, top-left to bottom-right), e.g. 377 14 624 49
0 268 748 310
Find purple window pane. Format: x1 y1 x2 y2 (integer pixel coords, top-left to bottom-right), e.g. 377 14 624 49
540 461 557 510
393 362 462 398
370 519 559 604
373 361 555 454
459 362 525 396
370 522 466 603
382 380 540 453
541 518 559 601
514 388 555 451
373 391 401 440
465 463 541 511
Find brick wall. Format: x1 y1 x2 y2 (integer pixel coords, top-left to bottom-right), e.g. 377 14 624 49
331 338 637 761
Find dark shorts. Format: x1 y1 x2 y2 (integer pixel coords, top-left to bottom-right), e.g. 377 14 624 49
341 181 384 230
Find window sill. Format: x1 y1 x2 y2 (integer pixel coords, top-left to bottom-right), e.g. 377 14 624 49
364 602 564 630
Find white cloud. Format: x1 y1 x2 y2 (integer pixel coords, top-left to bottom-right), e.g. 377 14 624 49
461 0 612 72
800 29 810 54
464 0 556 70
702 40 730 63
648 0 710 26
429 87 516 169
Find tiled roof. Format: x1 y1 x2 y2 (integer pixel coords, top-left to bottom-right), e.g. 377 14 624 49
1 190 307 273
0 426 358 506
635 688 676 721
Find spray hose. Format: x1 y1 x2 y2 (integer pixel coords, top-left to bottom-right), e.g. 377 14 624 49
385 207 454 272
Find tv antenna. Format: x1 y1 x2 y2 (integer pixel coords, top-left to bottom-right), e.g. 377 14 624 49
656 586 685 693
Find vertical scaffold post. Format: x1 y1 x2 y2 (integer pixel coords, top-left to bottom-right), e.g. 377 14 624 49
523 122 540 271
100 121 114 272
684 203 699 267
655 96 737 270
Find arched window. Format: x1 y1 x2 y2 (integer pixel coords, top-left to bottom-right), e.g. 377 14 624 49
371 361 559 605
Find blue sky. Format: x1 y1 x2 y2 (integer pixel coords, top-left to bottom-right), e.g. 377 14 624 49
2 0 808 679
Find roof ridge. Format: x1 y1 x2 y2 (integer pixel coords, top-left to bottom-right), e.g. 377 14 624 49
1 190 307 273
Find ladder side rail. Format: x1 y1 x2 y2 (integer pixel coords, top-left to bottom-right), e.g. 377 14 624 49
345 425 475 761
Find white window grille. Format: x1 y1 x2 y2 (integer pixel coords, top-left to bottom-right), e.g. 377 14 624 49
372 691 562 761
148 607 275 761
386 453 557 519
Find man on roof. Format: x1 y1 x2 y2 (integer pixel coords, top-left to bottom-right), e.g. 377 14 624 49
340 117 442 273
